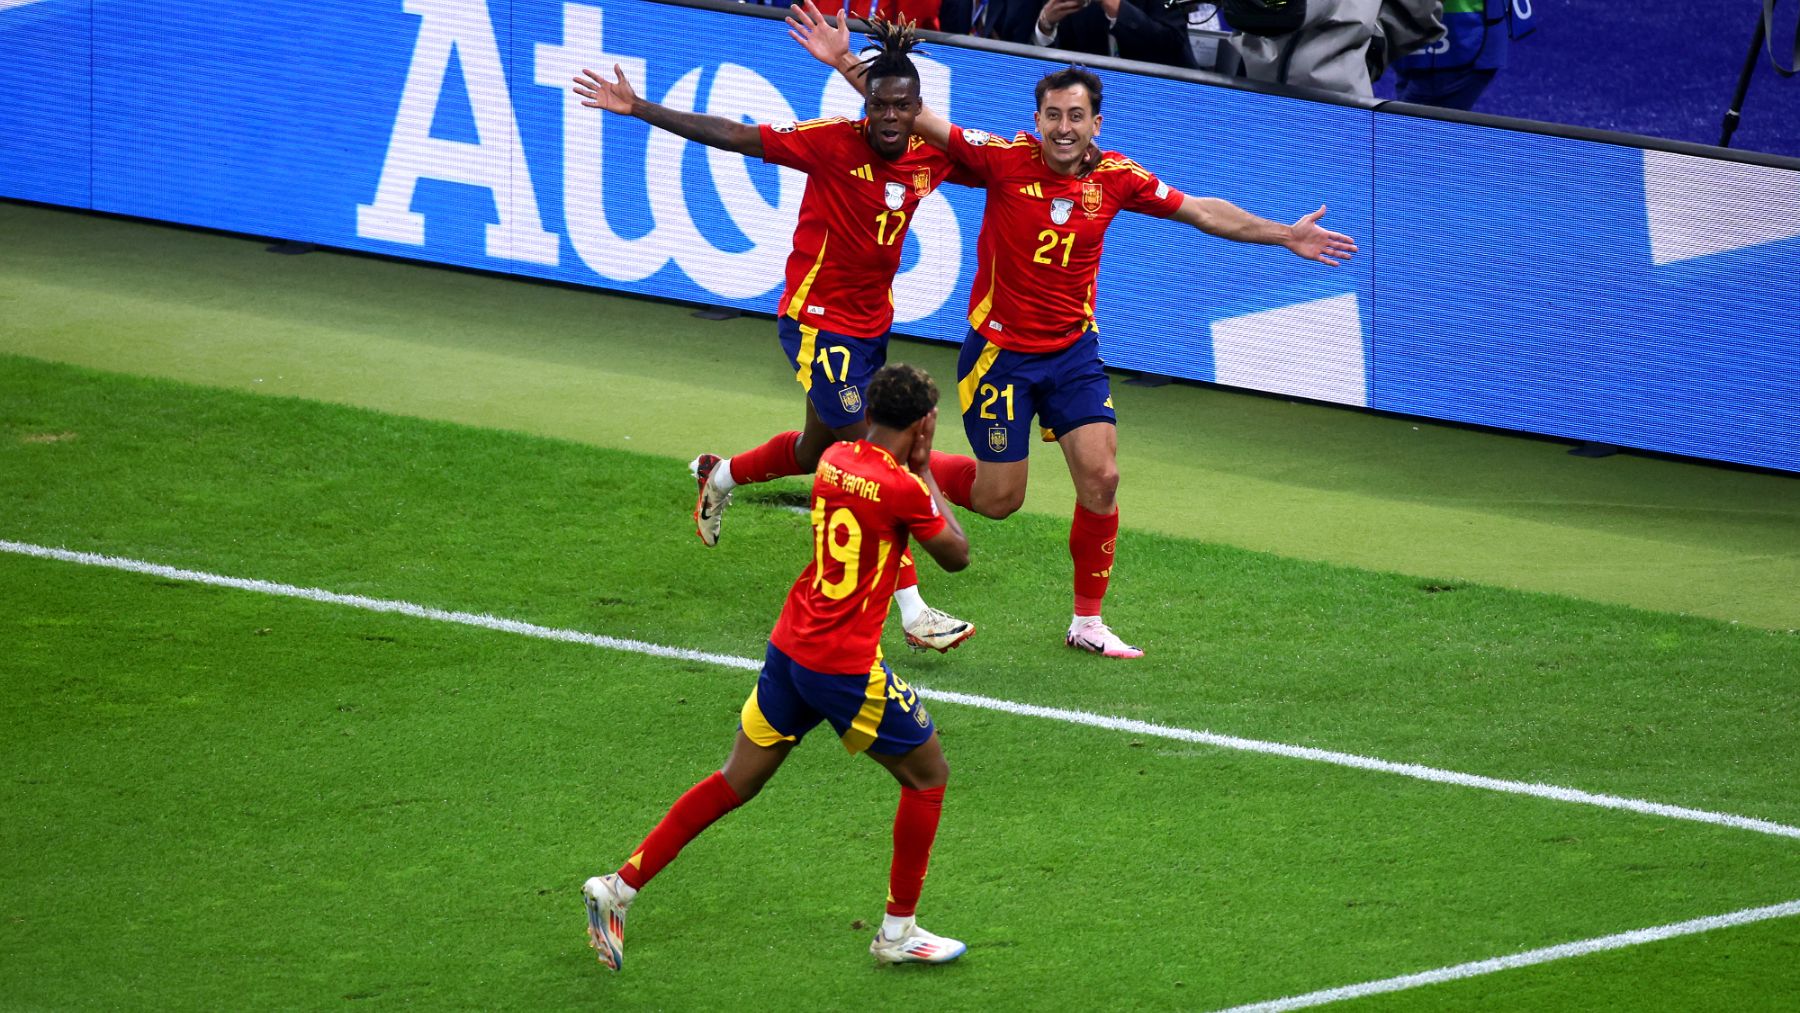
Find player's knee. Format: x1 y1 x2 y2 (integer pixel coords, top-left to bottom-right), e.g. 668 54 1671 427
972 486 1025 519
1078 465 1119 506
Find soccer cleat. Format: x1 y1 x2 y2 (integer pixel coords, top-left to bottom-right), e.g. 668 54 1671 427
870 921 967 965
689 454 732 547
582 874 631 972
903 606 976 653
1066 618 1144 659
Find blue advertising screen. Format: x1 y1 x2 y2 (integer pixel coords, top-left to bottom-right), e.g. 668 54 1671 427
4 0 1797 472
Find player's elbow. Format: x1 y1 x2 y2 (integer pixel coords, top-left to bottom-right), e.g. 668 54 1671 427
931 538 971 573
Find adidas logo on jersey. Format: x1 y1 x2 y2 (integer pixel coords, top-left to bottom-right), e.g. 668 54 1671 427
851 164 874 180
1017 182 1044 198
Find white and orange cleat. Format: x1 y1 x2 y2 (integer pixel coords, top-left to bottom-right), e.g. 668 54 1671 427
689 454 732 547
1066 618 1143 659
582 874 632 971
870 918 967 965
903 606 976 653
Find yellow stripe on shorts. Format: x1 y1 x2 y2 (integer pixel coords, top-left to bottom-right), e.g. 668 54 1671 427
839 659 889 754
793 324 820 393
956 341 1002 413
740 687 798 747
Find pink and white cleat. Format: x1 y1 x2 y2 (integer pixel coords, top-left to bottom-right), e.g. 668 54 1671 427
1066 618 1143 659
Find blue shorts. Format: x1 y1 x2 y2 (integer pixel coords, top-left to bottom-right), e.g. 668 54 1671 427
777 317 888 430
740 642 934 756
956 328 1115 462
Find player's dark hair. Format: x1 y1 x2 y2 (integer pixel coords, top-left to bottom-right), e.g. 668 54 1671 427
1035 66 1103 114
859 17 923 92
866 363 938 430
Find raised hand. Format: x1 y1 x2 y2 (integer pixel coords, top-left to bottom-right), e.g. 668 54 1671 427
909 408 939 474
787 0 852 69
1287 206 1359 267
572 65 638 115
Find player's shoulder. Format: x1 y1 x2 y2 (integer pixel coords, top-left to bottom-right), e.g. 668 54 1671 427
768 115 854 136
1091 151 1156 180
951 125 1033 150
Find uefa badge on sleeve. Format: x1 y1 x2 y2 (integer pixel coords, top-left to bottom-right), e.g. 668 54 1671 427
987 425 1008 454
840 385 863 415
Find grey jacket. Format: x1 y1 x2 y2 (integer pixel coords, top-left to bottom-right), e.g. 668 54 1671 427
1234 0 1443 97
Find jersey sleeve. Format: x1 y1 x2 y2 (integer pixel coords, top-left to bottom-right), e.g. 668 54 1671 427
1121 160 1186 218
759 117 847 174
895 471 948 543
943 124 1009 183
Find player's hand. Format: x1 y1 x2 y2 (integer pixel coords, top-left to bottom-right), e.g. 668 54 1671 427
788 1 851 70
1286 206 1358 267
573 65 638 115
909 408 938 474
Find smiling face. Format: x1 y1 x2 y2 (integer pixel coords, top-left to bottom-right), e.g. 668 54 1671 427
863 75 922 161
1034 83 1101 177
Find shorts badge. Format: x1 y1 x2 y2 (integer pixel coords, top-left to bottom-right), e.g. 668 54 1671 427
839 385 863 414
913 168 931 197
987 425 1008 454
884 181 906 210
1082 181 1103 214
1050 197 1074 226
914 705 931 728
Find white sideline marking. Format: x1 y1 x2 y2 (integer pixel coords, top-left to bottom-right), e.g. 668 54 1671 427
6 538 1799 844
1212 898 1800 1012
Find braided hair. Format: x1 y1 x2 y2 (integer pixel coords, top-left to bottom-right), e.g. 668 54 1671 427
859 16 923 92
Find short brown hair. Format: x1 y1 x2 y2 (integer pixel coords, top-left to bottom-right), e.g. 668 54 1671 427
1035 66 1102 114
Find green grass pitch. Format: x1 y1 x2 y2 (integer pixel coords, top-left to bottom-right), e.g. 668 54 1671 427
3 355 1797 1010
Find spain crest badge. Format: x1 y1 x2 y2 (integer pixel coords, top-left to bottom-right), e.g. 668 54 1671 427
839 385 863 415
913 167 931 197
987 425 1008 454
1081 181 1103 214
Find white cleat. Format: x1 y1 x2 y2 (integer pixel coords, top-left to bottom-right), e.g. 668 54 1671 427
870 920 967 965
689 454 732 547
582 874 632 972
1066 618 1143 659
903 606 976 653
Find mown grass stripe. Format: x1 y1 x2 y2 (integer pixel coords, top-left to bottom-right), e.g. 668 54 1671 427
7 537 1797 844
1211 899 1800 1012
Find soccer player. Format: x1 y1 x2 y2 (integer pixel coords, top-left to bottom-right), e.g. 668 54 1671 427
573 21 976 655
581 363 971 970
789 1 1357 658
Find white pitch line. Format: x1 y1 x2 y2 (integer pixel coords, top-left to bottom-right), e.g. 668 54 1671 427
6 538 1799 844
1211 898 1800 1012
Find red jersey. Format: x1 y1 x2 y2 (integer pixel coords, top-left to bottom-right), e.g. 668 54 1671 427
760 118 961 339
769 440 946 673
945 127 1186 354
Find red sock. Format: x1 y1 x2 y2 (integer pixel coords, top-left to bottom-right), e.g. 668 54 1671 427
929 452 977 510
617 771 743 890
729 431 803 485
886 784 945 917
1070 503 1119 617
896 550 919 591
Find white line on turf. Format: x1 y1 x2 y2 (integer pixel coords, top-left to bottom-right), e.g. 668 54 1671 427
1209 898 1800 1012
5 538 1798 844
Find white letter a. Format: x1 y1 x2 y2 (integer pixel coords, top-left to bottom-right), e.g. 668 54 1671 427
358 0 558 266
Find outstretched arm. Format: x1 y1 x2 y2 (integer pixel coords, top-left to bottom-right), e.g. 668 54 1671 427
573 64 763 158
786 1 953 150
1172 198 1358 266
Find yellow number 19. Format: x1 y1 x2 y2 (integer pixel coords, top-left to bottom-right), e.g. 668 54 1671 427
811 497 863 599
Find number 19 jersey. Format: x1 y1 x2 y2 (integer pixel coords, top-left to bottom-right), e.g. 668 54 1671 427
769 440 946 674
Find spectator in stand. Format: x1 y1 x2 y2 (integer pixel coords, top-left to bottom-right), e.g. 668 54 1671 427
841 0 946 31
1015 0 1199 68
